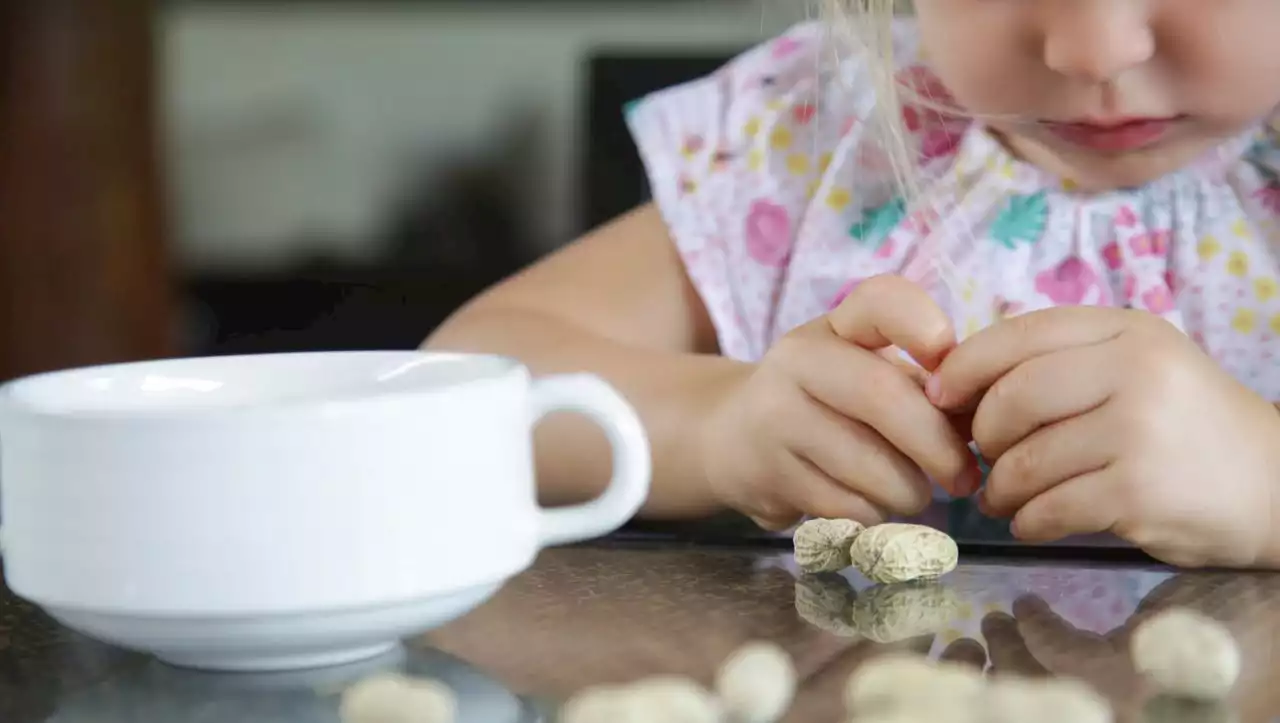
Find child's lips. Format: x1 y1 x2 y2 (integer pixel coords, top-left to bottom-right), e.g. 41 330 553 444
1043 115 1184 153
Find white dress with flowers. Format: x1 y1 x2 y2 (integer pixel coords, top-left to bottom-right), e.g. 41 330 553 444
626 20 1280 399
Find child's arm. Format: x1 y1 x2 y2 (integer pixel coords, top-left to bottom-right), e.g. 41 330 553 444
423 204 749 519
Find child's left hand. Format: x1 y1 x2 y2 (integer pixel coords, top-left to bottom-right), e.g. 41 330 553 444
927 306 1280 568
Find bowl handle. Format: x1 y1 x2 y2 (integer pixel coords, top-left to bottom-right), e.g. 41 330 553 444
528 374 651 547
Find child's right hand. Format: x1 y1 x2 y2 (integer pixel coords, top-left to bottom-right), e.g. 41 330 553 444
697 275 983 530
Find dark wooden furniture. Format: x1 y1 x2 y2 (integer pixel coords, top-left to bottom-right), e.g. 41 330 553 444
0 0 175 382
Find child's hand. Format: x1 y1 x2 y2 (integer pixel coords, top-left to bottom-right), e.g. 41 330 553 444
698 275 981 531
930 306 1280 567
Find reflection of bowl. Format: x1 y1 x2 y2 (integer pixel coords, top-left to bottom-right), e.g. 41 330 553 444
47 645 541 723
43 581 506 672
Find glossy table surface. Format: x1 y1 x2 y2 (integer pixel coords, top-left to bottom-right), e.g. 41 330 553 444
3 541 1279 723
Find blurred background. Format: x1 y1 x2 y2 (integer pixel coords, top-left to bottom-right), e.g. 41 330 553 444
0 0 805 382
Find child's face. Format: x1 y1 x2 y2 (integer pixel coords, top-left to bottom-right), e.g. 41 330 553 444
916 0 1280 190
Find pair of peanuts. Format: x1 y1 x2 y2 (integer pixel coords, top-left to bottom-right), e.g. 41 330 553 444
792 520 959 583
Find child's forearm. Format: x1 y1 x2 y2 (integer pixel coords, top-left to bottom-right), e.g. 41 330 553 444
423 306 751 519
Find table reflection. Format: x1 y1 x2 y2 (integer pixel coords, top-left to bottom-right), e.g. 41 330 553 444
3 547 1278 723
427 548 1280 722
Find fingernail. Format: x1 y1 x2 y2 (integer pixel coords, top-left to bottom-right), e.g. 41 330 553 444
926 374 945 406
976 491 993 516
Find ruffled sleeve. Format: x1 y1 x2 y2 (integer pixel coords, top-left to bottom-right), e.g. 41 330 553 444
625 21 909 361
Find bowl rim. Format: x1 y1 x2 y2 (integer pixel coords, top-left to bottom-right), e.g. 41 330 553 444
0 350 526 423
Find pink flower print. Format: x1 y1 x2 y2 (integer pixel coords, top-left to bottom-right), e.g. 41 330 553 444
1255 181 1280 214
840 116 858 136
681 135 706 157
1122 273 1138 303
1115 205 1139 228
1129 229 1170 257
744 200 793 267
1034 257 1100 305
1164 270 1179 295
897 65 958 113
1141 286 1175 314
897 66 966 163
791 103 817 126
1101 241 1124 271
920 129 965 163
771 36 804 59
874 238 897 259
903 105 923 134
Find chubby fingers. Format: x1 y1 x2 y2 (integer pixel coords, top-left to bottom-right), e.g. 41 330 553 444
783 388 932 515
779 324 980 500
928 307 1133 412
1010 470 1120 543
876 346 930 387
827 274 958 371
970 343 1121 519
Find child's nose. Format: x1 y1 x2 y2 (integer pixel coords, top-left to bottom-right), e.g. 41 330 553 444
1041 0 1156 83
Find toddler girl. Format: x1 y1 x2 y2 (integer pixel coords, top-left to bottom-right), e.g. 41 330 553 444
427 0 1280 569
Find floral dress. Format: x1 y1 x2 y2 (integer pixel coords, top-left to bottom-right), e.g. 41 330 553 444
625 19 1280 399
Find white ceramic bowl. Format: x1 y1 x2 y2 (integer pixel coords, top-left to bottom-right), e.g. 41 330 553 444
0 351 651 671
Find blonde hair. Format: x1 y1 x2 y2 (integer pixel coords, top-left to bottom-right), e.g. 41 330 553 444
823 0 922 203
822 0 967 291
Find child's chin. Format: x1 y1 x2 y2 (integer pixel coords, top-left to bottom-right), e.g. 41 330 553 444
1004 131 1207 191
1060 142 1213 190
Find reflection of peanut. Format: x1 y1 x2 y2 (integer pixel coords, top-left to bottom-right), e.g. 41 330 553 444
1130 608 1241 700
848 523 958 584
793 518 865 573
794 574 860 637
850 582 962 643
715 641 797 723
339 673 457 723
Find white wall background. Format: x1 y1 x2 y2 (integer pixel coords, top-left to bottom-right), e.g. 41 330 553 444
162 2 805 272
